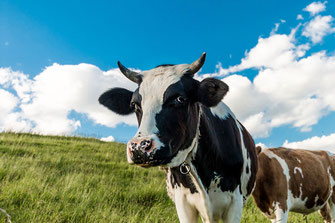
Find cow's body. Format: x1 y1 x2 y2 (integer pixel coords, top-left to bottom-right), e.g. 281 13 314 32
164 102 257 222
253 147 335 223
99 53 258 222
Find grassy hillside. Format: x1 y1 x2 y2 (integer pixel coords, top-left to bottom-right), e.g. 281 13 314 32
0 133 323 222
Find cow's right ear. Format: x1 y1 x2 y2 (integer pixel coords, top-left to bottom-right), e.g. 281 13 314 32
98 88 134 115
198 78 229 107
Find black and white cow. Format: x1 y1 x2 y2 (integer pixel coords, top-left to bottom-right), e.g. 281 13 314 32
99 53 258 223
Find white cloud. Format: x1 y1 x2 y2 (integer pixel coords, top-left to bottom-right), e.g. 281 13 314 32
302 15 335 43
243 112 271 138
1 112 32 133
297 14 304 20
210 3 335 138
220 43 335 138
223 75 269 122
283 133 335 152
22 63 138 134
0 68 33 103
0 89 31 132
100 135 115 142
0 89 18 115
270 23 280 36
0 64 138 135
217 32 302 75
303 1 327 16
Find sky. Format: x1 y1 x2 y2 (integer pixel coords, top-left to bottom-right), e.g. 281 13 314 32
1 0 335 151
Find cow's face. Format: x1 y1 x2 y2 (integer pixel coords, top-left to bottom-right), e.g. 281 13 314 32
99 53 229 167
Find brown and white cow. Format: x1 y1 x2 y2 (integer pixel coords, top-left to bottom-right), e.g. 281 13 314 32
99 53 258 222
253 147 335 223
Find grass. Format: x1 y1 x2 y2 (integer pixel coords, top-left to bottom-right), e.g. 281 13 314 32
0 132 324 222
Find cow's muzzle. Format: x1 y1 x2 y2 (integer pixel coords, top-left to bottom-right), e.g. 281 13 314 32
127 138 157 166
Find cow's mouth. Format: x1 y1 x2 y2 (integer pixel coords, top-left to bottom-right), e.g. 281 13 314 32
128 142 183 167
133 158 166 167
129 149 164 167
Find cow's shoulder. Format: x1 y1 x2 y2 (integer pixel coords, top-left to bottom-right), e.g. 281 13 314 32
193 104 244 192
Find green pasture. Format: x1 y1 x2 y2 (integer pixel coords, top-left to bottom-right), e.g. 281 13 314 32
0 133 323 222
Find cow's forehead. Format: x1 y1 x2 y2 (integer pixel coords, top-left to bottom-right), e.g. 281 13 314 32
139 64 189 104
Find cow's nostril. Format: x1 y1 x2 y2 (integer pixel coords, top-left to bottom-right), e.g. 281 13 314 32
139 140 152 151
144 144 152 151
131 142 137 150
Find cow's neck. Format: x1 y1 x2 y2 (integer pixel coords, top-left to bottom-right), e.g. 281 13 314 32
167 103 244 194
188 104 244 192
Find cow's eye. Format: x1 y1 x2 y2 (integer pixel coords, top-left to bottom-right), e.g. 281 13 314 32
176 96 186 104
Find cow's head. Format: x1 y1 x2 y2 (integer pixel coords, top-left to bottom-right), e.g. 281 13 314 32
99 53 229 167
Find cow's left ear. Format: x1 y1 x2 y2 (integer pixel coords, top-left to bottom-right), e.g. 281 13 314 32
198 78 229 107
99 88 134 115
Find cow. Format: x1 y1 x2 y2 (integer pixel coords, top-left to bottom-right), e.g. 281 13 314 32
253 147 335 223
99 53 258 223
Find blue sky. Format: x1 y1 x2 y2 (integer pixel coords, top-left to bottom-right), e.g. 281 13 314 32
2 0 326 74
1 0 335 150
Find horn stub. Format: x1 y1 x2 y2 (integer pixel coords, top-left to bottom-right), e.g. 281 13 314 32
189 52 206 75
117 61 142 84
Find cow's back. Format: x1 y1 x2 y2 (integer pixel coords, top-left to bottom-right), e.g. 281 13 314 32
253 148 334 218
